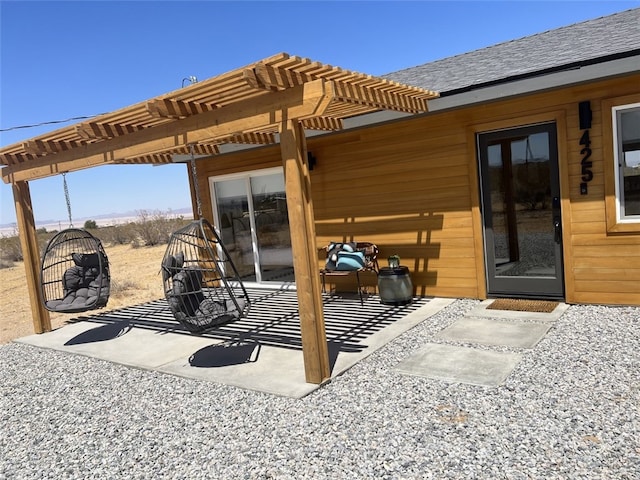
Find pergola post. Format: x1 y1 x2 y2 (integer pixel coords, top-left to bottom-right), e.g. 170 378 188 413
13 181 51 333
279 118 330 384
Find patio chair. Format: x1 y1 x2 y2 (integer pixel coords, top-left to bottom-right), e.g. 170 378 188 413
162 219 250 334
320 241 379 305
40 229 110 313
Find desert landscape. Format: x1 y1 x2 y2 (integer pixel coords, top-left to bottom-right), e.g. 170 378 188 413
0 243 168 344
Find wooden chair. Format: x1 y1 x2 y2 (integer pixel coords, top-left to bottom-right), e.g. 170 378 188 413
320 242 379 305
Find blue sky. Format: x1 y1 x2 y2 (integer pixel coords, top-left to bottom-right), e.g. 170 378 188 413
1 0 639 227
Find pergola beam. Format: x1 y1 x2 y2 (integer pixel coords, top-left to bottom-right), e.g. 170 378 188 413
2 79 335 184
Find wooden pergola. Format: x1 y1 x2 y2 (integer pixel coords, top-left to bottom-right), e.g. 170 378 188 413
0 53 438 384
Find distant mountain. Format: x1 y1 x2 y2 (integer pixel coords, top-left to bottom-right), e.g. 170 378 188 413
0 207 193 231
81 207 193 221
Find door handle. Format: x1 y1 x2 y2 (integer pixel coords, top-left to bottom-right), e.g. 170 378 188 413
554 218 562 243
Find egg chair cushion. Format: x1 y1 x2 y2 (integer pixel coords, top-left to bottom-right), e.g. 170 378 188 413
46 263 109 312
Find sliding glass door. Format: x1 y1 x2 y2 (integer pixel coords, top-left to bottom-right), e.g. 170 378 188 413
210 168 294 285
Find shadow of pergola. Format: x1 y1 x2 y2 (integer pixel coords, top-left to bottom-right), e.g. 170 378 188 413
65 288 433 370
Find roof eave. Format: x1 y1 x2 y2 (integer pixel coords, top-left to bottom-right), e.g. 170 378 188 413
428 54 640 112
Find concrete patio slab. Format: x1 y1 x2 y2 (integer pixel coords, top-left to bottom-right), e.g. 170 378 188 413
15 292 454 398
160 342 315 398
394 343 522 387
436 316 553 348
15 319 218 368
157 299 457 397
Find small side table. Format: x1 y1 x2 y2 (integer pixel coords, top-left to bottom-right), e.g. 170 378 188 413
378 266 413 305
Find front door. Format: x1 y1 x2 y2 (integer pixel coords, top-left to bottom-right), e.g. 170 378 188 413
478 123 564 299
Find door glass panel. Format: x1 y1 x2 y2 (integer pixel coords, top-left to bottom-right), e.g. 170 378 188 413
488 132 556 278
214 178 256 280
250 173 294 282
487 143 511 267
212 170 294 284
479 122 564 299
619 108 640 217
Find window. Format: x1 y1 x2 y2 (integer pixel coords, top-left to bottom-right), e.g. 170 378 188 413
613 103 640 220
604 95 640 233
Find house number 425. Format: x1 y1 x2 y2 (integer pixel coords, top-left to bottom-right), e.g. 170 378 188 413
580 129 593 195
579 100 593 195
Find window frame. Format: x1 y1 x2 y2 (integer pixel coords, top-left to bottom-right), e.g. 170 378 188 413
603 94 640 233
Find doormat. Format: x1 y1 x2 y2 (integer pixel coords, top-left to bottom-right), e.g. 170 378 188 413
486 298 559 313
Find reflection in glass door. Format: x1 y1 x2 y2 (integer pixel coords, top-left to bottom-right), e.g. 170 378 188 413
478 123 564 299
210 169 294 285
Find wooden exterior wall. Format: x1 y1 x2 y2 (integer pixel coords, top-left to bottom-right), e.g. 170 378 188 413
195 73 640 306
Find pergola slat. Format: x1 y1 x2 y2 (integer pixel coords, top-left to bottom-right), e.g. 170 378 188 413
301 116 343 131
146 98 215 119
76 121 146 140
22 139 81 155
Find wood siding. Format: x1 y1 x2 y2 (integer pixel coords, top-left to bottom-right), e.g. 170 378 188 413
197 73 640 306
309 119 478 299
560 78 640 305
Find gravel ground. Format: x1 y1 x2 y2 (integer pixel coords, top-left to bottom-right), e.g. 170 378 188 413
1 299 638 479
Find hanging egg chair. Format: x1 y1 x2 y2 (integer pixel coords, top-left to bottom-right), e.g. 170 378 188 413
39 173 111 313
162 218 250 334
40 228 110 313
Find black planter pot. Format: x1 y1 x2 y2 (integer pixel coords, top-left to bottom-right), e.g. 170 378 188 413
378 266 413 305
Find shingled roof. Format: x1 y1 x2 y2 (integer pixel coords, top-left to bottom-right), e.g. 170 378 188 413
384 8 640 95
